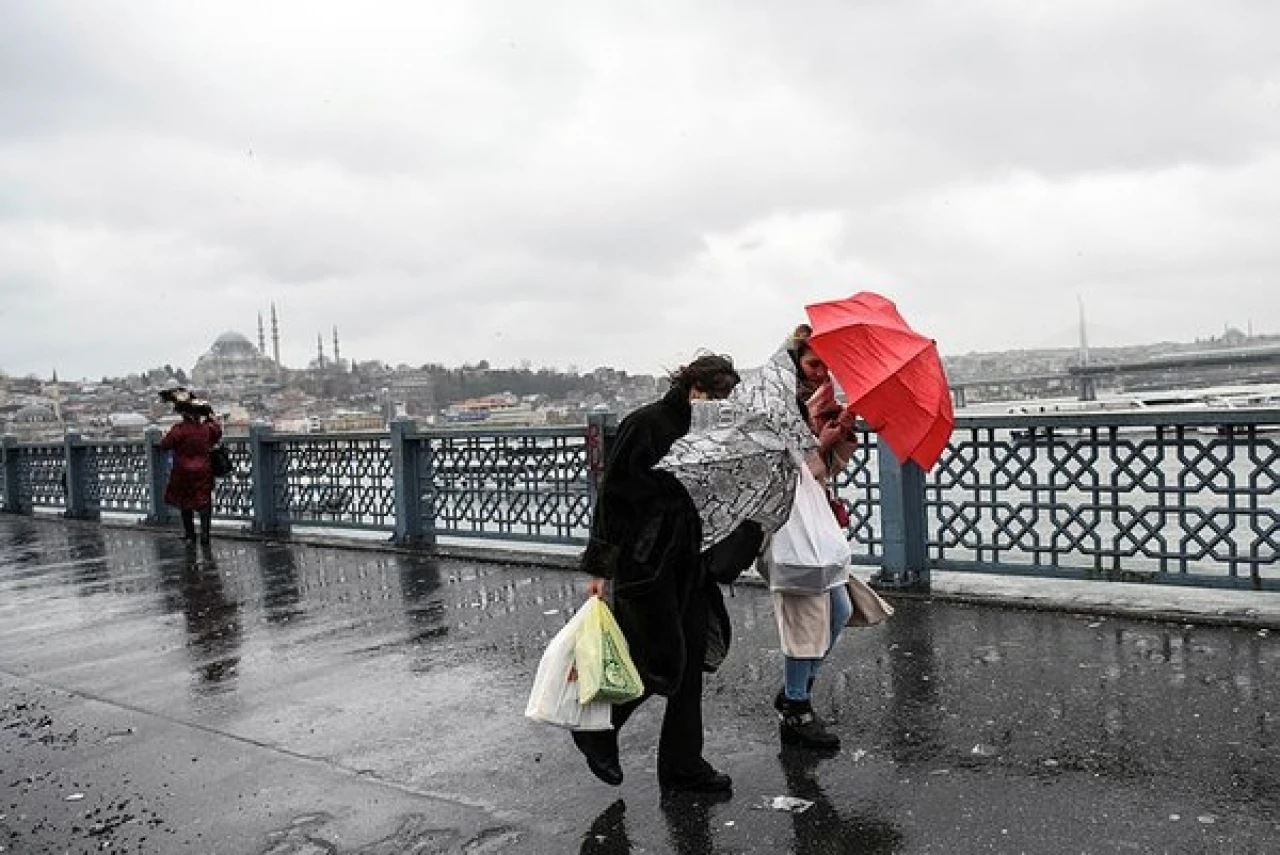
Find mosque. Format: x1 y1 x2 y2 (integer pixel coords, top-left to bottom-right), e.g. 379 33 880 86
188 304 349 396
2 306 359 440
190 330 279 394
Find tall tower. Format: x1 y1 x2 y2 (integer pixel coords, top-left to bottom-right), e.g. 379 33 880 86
1077 295 1097 402
1077 295 1090 367
257 312 266 354
270 303 281 367
333 326 341 369
316 332 325 368
50 369 64 427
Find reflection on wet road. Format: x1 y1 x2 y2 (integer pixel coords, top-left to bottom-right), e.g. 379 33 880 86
3 516 1280 853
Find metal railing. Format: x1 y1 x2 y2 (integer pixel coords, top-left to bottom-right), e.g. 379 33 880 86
1 418 604 548
916 410 1280 590
4 408 1279 590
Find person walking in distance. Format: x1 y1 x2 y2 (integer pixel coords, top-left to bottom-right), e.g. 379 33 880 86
159 389 222 545
572 352 744 794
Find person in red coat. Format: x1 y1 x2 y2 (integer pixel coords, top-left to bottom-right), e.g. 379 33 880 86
159 392 222 543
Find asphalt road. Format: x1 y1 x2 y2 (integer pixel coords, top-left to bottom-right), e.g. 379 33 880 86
2 516 1279 854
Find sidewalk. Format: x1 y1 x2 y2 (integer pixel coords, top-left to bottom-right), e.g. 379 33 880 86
922 569 1280 628
267 526 1280 629
417 534 1280 630
3 515 1279 853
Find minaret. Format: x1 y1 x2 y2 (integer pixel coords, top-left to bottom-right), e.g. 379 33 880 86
316 332 325 368
257 312 266 354
270 303 281 367
50 369 64 427
333 326 341 370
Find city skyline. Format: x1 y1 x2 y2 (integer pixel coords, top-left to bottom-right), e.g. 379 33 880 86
4 315 1272 386
3 3 1278 380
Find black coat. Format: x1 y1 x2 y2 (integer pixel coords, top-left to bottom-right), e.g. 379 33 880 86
581 386 734 696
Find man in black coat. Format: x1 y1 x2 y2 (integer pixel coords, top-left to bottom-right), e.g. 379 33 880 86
574 352 761 795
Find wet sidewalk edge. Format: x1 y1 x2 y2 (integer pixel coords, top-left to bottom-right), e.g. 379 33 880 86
14 513 1280 630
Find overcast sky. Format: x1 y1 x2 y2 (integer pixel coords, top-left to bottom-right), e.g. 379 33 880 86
3 1 1278 381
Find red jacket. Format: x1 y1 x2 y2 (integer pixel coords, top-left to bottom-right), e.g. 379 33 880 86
160 418 223 510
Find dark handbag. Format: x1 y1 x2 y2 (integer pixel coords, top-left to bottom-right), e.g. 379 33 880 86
209 445 233 478
703 521 765 585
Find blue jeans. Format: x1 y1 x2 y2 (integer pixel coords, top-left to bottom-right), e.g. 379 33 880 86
783 584 852 701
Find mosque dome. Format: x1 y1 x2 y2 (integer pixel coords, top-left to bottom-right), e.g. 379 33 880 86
6 402 62 440
12 404 57 423
191 330 280 393
211 331 260 356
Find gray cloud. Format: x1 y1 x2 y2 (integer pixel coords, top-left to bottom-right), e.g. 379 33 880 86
2 0 1279 380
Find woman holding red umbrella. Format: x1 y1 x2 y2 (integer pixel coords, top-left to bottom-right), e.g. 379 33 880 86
652 326 873 750
767 324 861 751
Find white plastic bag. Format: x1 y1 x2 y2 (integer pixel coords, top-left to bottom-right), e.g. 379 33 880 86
767 453 852 594
524 600 613 730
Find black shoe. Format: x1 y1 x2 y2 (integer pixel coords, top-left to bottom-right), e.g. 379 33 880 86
659 759 732 794
777 694 841 751
572 729 622 786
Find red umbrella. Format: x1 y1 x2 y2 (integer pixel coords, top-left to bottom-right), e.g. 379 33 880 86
804 291 954 470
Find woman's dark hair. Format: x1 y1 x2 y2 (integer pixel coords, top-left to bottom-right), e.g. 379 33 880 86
668 352 740 398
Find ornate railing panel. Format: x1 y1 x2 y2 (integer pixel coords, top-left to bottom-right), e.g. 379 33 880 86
275 434 395 530
84 441 151 514
212 439 254 521
932 411 1280 588
420 427 594 545
17 444 67 510
831 429 883 564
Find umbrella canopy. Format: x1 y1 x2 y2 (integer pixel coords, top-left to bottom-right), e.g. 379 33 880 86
805 291 954 470
657 416 798 549
656 346 816 549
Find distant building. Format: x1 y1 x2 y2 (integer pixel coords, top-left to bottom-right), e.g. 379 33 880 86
190 331 280 396
385 369 435 418
7 403 62 441
107 412 149 438
322 411 385 432
442 394 544 426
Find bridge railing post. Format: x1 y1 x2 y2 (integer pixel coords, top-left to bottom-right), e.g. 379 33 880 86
873 453 930 592
143 426 174 525
250 423 289 537
2 435 23 514
585 412 616 507
63 430 100 521
391 418 434 548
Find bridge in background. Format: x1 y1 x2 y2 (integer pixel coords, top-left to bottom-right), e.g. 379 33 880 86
952 344 1280 407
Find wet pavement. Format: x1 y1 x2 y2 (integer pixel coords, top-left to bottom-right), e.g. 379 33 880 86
2 516 1279 854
